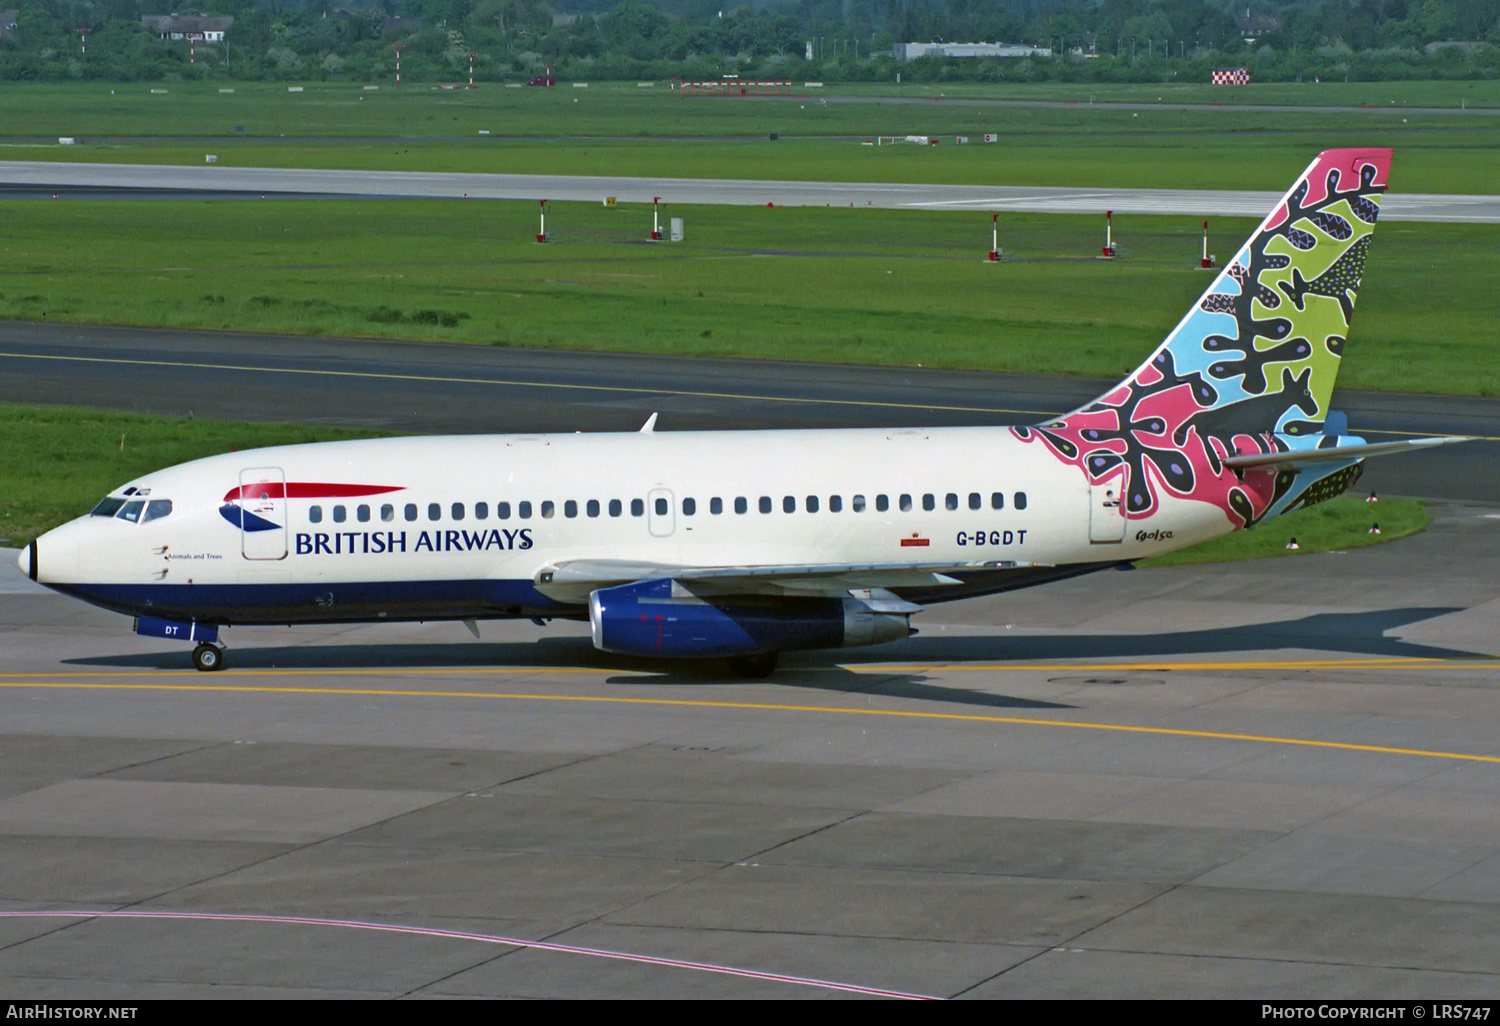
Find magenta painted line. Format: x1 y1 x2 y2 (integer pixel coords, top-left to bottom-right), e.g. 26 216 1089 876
0 910 938 1000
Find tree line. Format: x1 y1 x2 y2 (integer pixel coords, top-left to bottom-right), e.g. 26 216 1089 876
2 0 1498 83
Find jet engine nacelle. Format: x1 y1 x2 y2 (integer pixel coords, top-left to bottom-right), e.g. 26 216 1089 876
588 579 911 658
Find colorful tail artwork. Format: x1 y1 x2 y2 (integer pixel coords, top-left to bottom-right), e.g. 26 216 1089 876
1017 147 1393 531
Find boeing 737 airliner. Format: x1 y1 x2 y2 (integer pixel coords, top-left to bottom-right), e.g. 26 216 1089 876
18 149 1469 674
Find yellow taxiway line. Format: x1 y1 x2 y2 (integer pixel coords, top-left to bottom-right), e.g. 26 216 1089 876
1 658 1496 765
0 351 1035 418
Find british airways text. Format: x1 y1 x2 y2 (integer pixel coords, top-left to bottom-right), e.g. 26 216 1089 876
295 529 534 555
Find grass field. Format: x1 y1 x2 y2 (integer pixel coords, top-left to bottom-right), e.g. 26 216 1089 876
4 80 1499 193
0 403 1426 560
2 199 1495 395
0 404 388 545
1141 493 1429 566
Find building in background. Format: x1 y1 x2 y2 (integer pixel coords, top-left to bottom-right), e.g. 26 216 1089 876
893 42 1052 60
140 14 234 43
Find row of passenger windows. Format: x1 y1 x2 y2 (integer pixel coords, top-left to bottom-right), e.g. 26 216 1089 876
308 491 1029 524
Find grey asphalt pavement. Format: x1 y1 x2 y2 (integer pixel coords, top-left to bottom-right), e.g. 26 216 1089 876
0 495 1496 997
1 320 1495 503
2 160 1496 221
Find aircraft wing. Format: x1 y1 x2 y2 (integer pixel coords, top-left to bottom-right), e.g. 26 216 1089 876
533 557 1049 603
1222 435 1473 471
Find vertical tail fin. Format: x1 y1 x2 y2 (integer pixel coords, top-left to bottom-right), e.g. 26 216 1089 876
1122 147 1389 439
1018 149 1391 527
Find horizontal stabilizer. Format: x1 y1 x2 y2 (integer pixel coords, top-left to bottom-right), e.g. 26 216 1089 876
1222 435 1473 470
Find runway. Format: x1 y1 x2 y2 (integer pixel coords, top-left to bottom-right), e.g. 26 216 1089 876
2 321 1496 503
0 493 1496 996
2 160 1498 222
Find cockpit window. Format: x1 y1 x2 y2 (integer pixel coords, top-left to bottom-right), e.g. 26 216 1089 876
117 501 145 523
141 500 173 523
91 497 126 517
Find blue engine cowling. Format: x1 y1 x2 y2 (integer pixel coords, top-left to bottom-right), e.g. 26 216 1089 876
588 579 912 658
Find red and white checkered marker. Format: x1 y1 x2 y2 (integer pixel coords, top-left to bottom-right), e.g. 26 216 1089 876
1212 68 1250 85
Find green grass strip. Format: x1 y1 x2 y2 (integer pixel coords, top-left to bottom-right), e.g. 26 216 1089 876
0 403 388 545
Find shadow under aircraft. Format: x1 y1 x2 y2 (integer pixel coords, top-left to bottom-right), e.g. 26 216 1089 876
65 606 1485 716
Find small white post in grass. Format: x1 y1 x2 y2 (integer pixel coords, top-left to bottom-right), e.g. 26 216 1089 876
1201 220 1214 268
651 197 662 241
989 213 1000 262
1102 210 1116 258
537 199 549 243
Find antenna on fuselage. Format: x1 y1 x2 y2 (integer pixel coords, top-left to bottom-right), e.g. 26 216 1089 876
639 413 659 433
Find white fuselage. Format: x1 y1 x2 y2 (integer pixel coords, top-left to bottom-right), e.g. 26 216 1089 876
29 426 1238 626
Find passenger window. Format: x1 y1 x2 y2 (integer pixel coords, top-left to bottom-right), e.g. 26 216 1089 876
587 499 600 518
357 504 371 523
427 503 441 522
852 494 865 512
474 502 488 520
806 495 819 513
405 503 418 521
519 501 533 519
991 492 1005 510
969 493 981 510
946 494 958 511
333 505 347 523
734 497 748 514
682 498 696 516
608 499 622 518
759 497 772 514
142 499 173 523
381 504 395 522
452 503 465 521
541 501 555 519
922 494 935 512
1015 492 1028 510
309 505 323 524
564 500 577 518
652 497 666 516
631 499 644 517
91 498 125 518
899 494 912 512
829 495 842 513
876 494 889 512
710 497 723 515
117 501 145 523
782 496 795 514
497 502 512 520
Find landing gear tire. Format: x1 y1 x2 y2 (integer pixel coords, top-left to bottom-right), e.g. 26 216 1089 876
192 643 224 673
728 651 778 679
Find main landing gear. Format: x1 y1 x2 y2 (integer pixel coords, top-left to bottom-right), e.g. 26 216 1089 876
192 643 225 672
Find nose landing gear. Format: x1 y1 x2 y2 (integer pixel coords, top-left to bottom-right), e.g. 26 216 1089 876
192 643 225 672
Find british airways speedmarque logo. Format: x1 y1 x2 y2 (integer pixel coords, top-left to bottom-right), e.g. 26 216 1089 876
219 482 403 532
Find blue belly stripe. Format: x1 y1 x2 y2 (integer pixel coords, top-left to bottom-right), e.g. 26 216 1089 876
50 578 574 625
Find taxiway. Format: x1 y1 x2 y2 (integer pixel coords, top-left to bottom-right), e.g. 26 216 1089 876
0 496 1496 997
